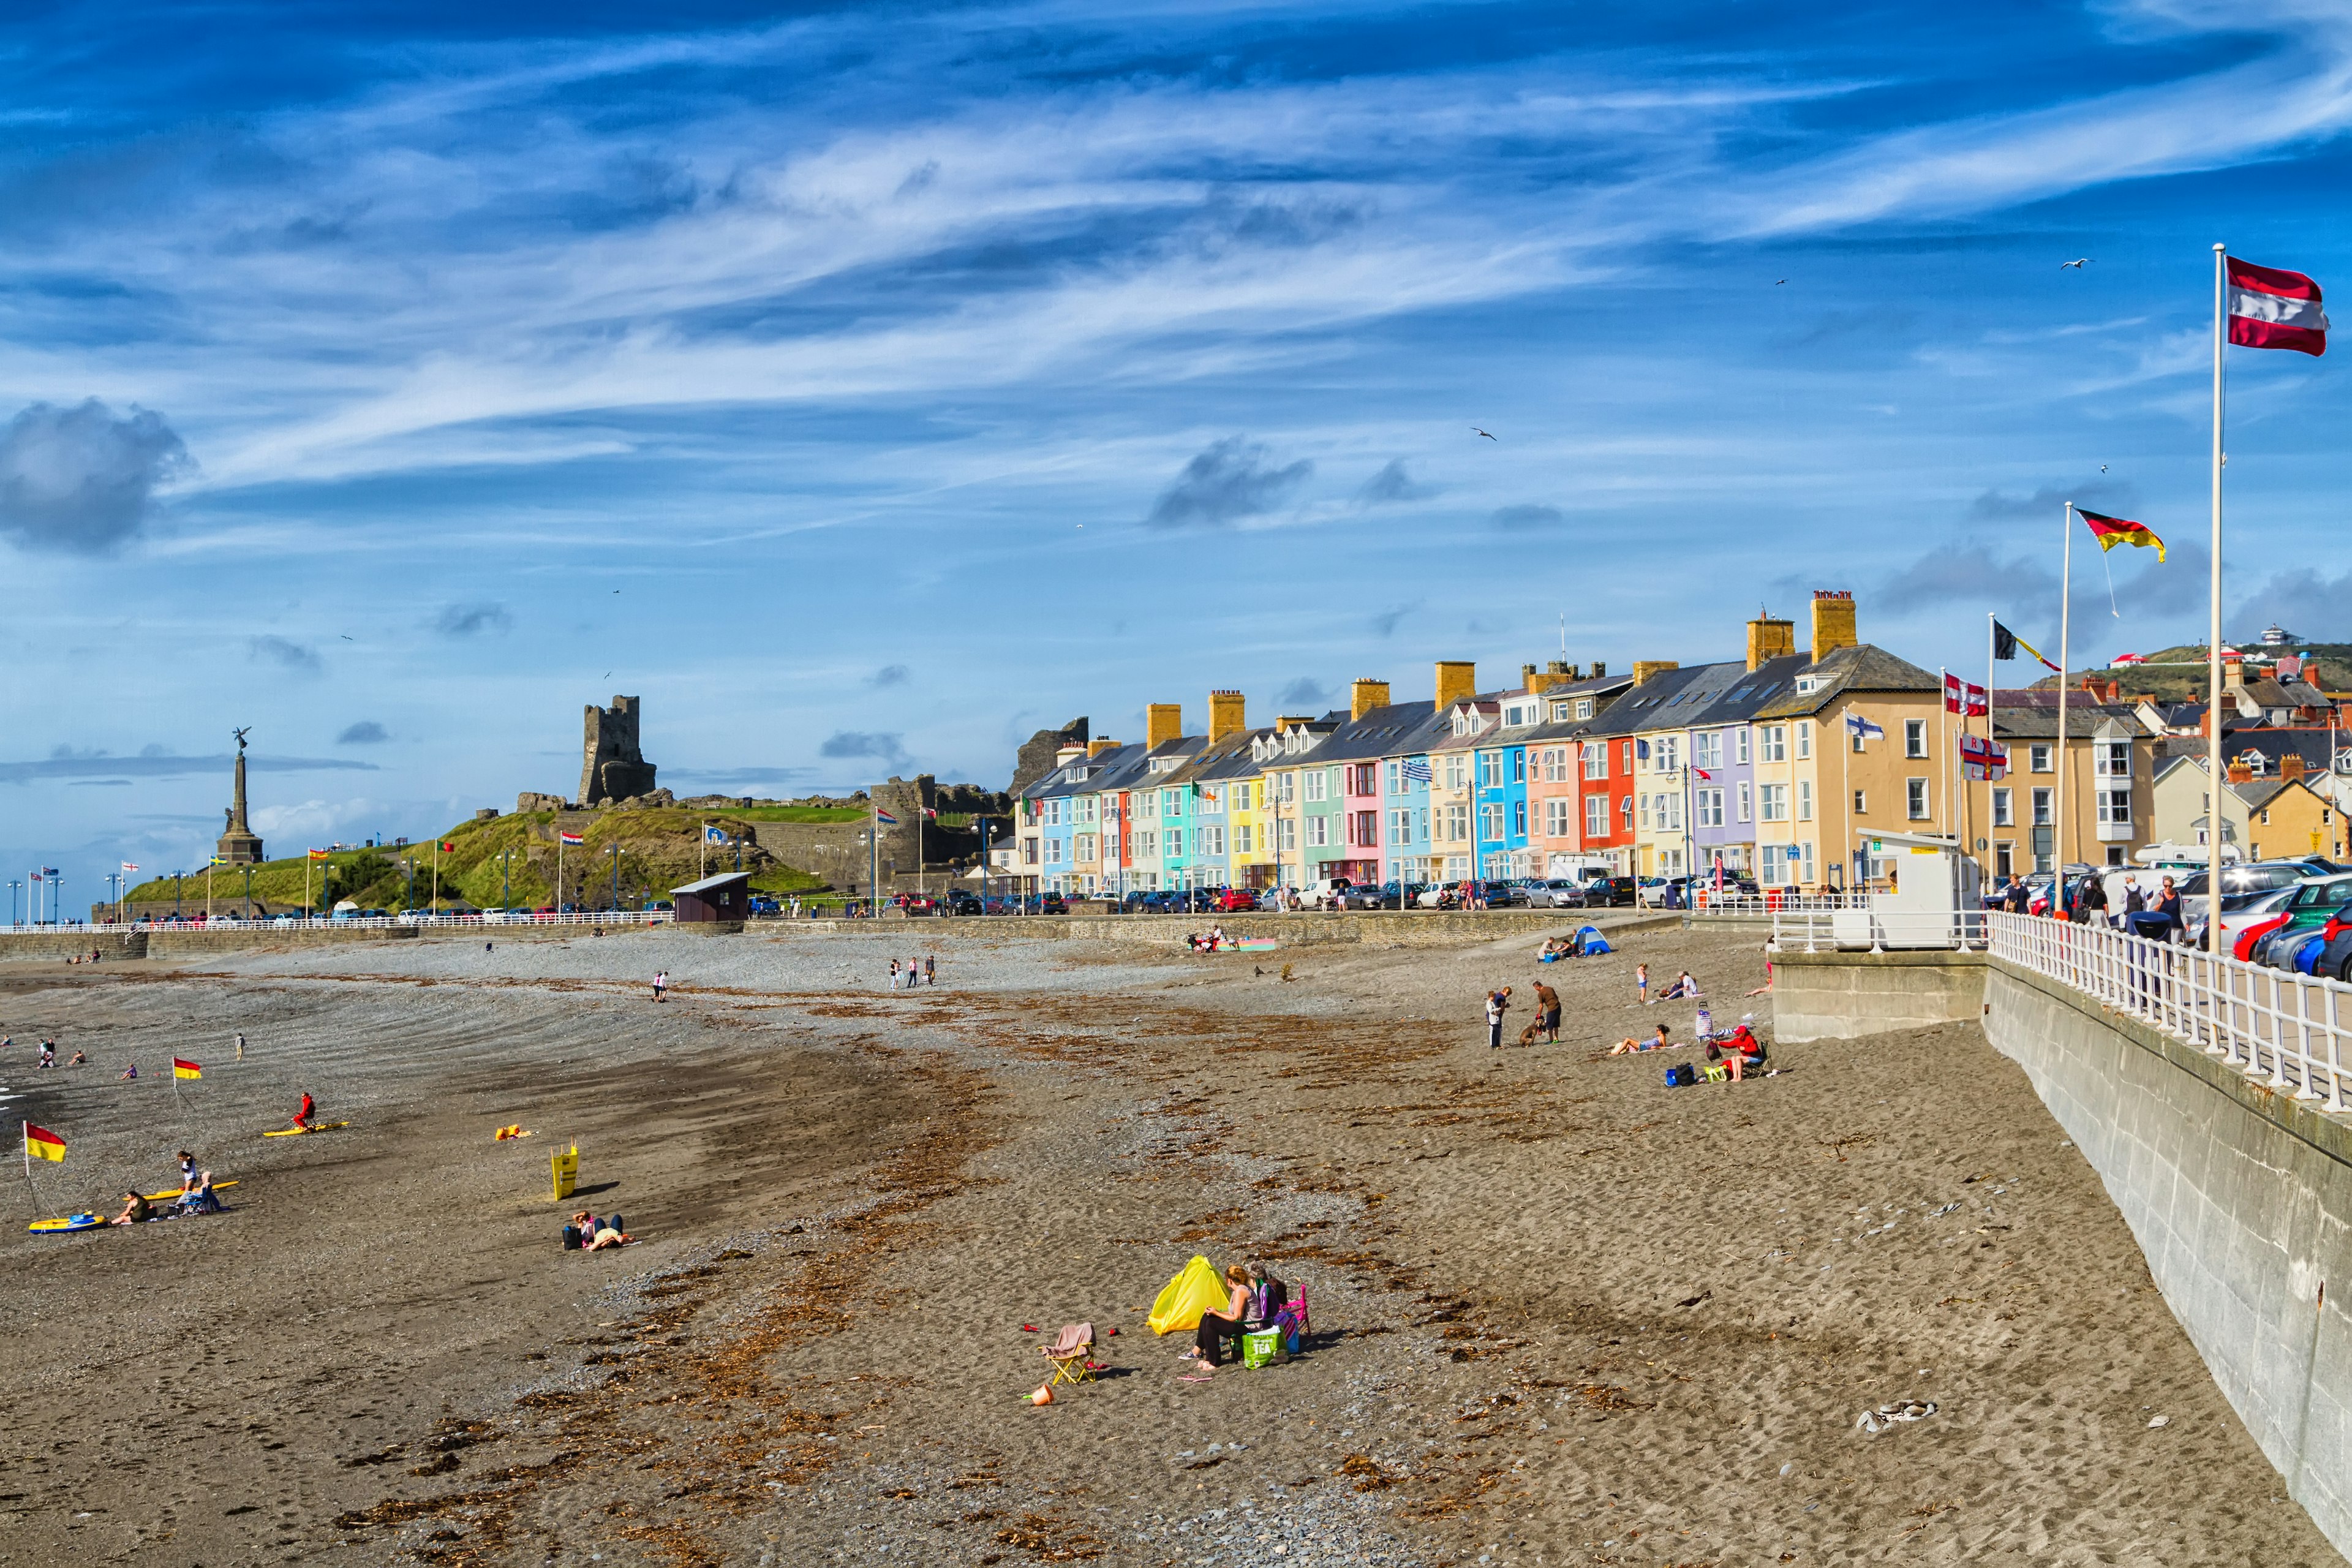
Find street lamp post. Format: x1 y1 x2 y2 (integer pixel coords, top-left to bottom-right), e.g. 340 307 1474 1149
7 878 18 928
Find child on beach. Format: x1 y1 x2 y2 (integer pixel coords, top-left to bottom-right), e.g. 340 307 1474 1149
1636 963 1649 1004
889 959 902 989
1485 987 1511 1050
39 1041 55 1068
652 970 669 1003
1656 970 1700 1002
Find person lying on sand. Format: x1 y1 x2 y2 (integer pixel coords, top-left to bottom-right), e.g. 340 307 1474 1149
1608 1025 1679 1055
1655 970 1700 1002
110 1190 152 1226
178 1172 223 1215
576 1212 634 1251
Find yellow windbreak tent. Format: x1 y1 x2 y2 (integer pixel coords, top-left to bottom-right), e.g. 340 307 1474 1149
1148 1255 1227 1335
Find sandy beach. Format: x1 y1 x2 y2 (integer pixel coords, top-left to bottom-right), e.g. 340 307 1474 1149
0 921 2335 1567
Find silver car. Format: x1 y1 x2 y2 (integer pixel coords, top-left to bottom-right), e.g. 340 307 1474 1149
1525 878 1589 908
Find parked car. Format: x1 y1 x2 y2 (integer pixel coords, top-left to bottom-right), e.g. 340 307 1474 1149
2242 872 2352 968
2302 900 2352 981
944 889 983 916
1036 891 1068 914
1208 887 1258 913
1524 878 1588 909
1583 876 1639 907
1298 877 1359 910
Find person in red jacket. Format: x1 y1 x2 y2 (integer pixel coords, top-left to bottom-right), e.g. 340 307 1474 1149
293 1091 315 1131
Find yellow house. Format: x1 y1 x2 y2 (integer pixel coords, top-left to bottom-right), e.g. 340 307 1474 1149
1975 700 2157 879
1750 592 1956 891
2240 772 2343 861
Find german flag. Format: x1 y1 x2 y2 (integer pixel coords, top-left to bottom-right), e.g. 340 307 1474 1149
2079 508 2166 563
24 1123 65 1162
173 1058 203 1080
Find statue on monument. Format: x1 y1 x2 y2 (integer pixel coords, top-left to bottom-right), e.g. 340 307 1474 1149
216 725 265 865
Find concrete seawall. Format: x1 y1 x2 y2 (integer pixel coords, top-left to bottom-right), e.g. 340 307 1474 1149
785 909 1681 947
1983 961 2351 1558
1771 949 1986 1041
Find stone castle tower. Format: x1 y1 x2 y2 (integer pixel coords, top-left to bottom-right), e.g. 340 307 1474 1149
580 696 658 805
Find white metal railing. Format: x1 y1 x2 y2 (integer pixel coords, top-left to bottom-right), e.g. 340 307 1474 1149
1989 911 2349 1113
1 910 674 935
1770 907 1989 951
1698 891 1873 916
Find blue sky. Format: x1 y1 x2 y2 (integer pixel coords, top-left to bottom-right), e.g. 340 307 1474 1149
3 0 2350 907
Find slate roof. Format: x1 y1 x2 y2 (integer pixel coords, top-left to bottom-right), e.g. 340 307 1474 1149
1753 643 1940 720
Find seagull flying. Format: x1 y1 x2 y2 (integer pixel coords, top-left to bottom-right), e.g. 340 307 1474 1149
2061 258 2092 269
1774 279 1788 285
1472 427 1496 440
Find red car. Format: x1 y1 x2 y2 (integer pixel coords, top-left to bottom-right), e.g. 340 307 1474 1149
1209 888 1259 913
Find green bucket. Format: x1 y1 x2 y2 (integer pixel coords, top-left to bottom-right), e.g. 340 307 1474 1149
1241 1329 1283 1369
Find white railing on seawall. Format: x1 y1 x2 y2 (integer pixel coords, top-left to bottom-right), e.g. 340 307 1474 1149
1698 891 1873 916
1768 907 1989 951
1 910 673 935
1989 911 2350 1114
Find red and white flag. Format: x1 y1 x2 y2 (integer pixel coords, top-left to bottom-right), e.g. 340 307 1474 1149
2228 256 2328 356
1964 681 1988 718
1943 672 1964 714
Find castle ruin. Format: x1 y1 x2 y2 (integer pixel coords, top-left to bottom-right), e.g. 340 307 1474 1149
580 696 658 806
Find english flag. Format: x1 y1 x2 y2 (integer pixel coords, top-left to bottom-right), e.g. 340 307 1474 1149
2228 256 2328 356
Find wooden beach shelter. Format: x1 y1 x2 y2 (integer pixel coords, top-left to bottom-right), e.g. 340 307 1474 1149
672 871 751 925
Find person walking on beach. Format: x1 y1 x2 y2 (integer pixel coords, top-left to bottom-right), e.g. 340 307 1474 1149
924 954 935 987
652 970 669 1003
1636 962 1650 1005
1532 979 1561 1043
888 959 901 990
1485 986 1510 1050
235 1030 245 1062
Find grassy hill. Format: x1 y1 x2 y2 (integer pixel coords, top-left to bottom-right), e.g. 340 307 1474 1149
2032 643 2352 704
124 807 826 913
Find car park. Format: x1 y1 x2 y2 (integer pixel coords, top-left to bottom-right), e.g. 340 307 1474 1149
2242 873 2352 968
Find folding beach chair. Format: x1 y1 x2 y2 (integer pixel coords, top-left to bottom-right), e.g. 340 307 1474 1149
1039 1322 1096 1386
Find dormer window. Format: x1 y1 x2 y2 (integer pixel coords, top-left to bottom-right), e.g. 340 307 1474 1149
1575 698 1594 720
1794 676 1822 694
1550 701 1570 722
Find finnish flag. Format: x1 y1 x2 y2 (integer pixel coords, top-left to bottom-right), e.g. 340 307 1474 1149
1845 713 1885 742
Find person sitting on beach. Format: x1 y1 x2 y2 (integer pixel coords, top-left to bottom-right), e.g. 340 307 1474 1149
118 1061 138 1080
1717 1023 1767 1080
293 1092 315 1131
110 1190 152 1226
178 1171 223 1215
1655 970 1700 1002
39 1041 55 1068
176 1151 198 1194
66 1049 85 1066
1180 1264 1253 1368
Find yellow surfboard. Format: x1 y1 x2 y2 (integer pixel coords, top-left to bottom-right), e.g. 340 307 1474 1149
141 1180 238 1202
262 1121 350 1137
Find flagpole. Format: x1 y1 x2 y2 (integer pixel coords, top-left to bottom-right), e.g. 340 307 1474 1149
21 1121 39 1216
2209 243 2228 948
1987 612 1999 881
2058 500 2073 900
557 837 566 922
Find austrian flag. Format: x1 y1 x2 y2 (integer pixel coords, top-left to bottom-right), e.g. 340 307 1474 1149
2228 256 2328 356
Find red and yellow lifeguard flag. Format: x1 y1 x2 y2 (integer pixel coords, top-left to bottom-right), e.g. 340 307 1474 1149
172 1057 203 1080
24 1123 65 1162
308 848 330 861
2079 509 2166 564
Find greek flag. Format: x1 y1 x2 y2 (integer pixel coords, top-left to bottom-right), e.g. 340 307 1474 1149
1400 759 1433 784
1845 713 1885 742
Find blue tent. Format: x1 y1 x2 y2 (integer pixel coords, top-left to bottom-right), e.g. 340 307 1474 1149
1577 924 1611 956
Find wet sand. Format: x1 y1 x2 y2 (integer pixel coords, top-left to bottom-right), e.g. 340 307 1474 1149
0 924 2335 1567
